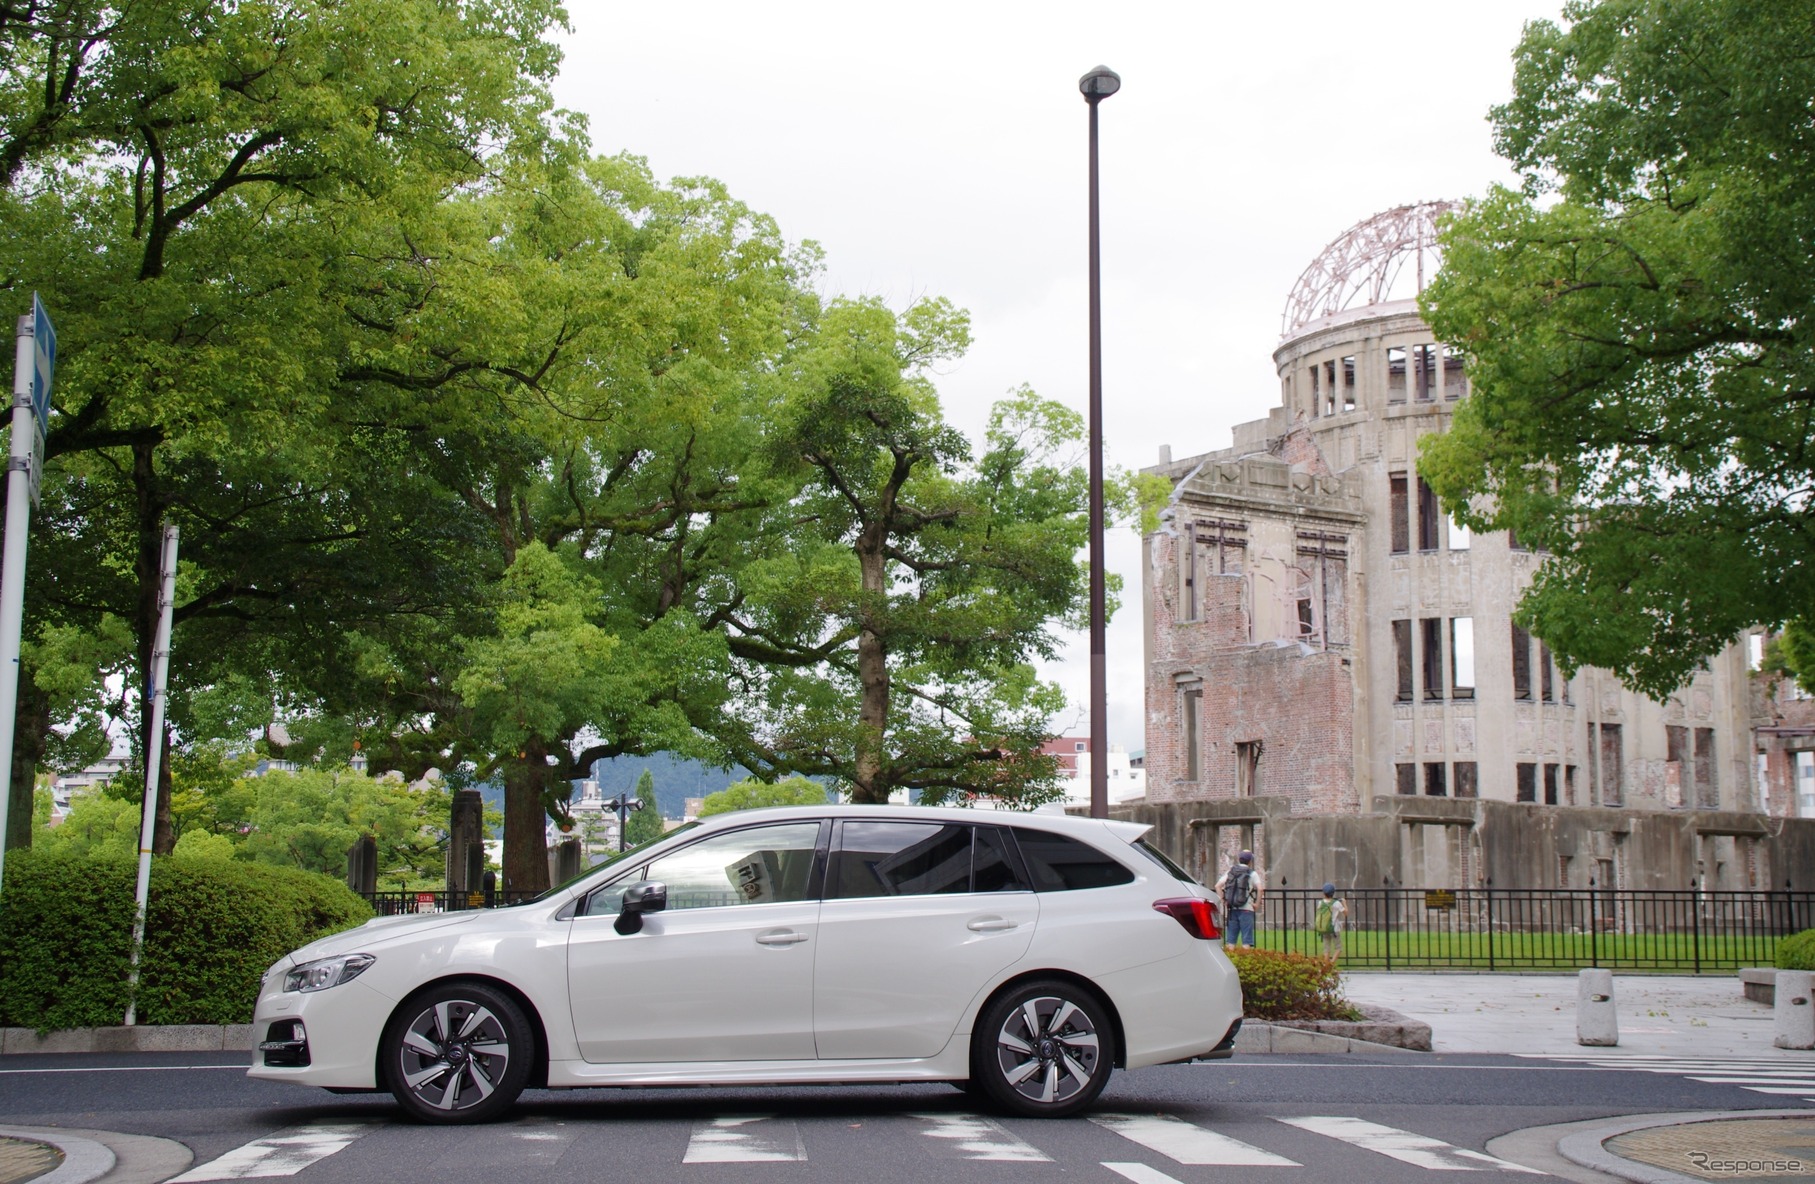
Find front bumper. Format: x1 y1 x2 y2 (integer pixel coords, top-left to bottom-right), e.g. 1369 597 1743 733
246 976 394 1089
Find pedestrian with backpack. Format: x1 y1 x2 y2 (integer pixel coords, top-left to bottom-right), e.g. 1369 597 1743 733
1219 851 1263 948
1314 882 1347 959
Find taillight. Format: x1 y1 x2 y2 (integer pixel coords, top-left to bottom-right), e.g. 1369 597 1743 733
1153 897 1221 940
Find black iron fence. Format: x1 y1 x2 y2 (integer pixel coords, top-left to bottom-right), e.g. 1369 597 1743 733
1258 887 1815 972
357 884 1815 972
362 888 541 916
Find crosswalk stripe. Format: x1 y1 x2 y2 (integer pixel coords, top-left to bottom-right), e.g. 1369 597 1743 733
1102 1163 1187 1184
908 1112 1051 1161
1276 1117 1545 1174
168 1123 369 1181
1091 1113 1300 1166
681 1115 805 1163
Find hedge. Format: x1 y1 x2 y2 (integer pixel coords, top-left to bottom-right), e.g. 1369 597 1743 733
0 849 372 1031
1227 947 1359 1021
1778 928 1815 972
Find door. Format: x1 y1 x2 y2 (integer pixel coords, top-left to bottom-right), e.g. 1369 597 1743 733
814 821 1037 1060
566 820 825 1063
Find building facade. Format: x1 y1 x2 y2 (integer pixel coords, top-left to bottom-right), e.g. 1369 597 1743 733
1137 203 1803 893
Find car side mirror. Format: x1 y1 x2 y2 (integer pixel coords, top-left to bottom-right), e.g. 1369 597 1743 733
614 881 668 935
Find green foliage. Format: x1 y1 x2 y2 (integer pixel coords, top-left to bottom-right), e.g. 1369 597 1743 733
1419 0 1815 696
44 760 452 888
1227 947 1356 1021
1777 929 1815 972
625 769 665 846
0 850 371 1031
699 776 831 817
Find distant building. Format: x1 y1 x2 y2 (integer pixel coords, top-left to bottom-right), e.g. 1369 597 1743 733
1135 202 1801 892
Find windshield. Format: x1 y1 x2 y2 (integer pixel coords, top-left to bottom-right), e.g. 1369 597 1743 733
518 822 703 904
1131 837 1200 885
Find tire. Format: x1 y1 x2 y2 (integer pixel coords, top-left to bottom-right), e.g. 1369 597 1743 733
970 979 1116 1118
382 981 534 1124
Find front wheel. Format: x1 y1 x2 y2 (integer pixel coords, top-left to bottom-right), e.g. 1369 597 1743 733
381 982 533 1124
970 979 1116 1118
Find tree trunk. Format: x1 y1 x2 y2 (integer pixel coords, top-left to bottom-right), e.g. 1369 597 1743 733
501 738 552 896
851 525 889 804
5 675 50 851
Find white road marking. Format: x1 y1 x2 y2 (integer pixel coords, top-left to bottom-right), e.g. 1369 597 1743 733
168 1123 369 1181
1091 1113 1300 1166
1102 1163 1188 1184
908 1112 1051 1161
1277 1117 1546 1173
681 1115 806 1163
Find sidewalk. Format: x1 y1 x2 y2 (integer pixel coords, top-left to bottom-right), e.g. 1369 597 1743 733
1341 971 1814 1183
1339 971 1802 1060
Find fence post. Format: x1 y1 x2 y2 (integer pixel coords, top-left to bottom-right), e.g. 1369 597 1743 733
1384 886 1394 972
1692 888 1702 975
1590 882 1599 969
1486 889 1495 971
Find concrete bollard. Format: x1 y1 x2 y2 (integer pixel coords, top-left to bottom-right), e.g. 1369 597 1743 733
1577 968 1618 1046
1774 971 1814 1050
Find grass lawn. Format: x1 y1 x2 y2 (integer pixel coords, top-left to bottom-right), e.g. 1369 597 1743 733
1250 927 1779 972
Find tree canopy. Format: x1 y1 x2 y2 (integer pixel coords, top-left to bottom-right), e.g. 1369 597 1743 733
1418 0 1815 697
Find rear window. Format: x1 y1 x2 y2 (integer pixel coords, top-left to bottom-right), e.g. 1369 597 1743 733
1132 837 1199 885
1014 830 1134 892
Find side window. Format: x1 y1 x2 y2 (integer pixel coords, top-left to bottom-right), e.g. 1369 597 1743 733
1015 830 1135 892
832 822 972 899
582 822 821 915
974 826 1029 893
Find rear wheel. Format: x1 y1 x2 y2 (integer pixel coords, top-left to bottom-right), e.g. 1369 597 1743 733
970 979 1116 1118
381 982 532 1124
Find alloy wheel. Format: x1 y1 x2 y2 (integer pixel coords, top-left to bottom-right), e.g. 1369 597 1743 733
395 998 513 1113
992 994 1101 1106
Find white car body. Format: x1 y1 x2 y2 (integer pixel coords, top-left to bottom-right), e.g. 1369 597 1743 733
249 805 1243 1120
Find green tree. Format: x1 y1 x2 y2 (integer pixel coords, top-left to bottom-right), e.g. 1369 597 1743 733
732 299 1083 805
1418 0 1815 697
0 0 567 850
625 769 665 846
698 776 831 817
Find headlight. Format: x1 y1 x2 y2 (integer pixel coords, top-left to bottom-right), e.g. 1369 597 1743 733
282 953 375 993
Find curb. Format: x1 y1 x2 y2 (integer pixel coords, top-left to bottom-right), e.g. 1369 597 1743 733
0 1129 113 1184
3 1021 1429 1058
1555 1109 1815 1184
0 1026 253 1055
1237 1022 1423 1056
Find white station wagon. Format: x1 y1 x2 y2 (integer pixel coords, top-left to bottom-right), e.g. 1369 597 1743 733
249 806 1244 1122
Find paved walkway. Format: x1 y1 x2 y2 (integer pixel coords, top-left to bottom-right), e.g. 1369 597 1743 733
1340 971 1801 1059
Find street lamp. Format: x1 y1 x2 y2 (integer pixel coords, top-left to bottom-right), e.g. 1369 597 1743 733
603 792 643 851
1079 65 1119 820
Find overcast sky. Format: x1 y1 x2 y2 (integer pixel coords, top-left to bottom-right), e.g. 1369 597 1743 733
552 0 1558 752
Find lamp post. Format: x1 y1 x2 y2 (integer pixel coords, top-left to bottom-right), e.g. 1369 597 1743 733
1079 65 1119 820
603 792 643 851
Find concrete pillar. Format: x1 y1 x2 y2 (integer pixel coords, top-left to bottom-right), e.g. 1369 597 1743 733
345 834 376 896
1774 971 1814 1050
446 789 484 896
550 837 581 887
1576 968 1618 1046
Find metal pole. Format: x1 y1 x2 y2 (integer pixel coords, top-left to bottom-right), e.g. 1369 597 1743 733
125 524 178 1026
1080 66 1118 820
0 318 34 892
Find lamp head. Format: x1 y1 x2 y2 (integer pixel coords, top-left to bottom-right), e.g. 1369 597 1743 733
1079 65 1121 102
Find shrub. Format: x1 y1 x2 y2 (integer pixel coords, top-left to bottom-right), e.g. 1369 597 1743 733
1777 928 1815 971
0 849 372 1031
1227 947 1358 1021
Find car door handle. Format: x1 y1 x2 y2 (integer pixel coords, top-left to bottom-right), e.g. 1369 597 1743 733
755 930 809 946
967 917 1019 933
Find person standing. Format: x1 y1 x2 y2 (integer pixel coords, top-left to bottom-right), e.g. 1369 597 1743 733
1219 850 1263 948
1314 882 1348 959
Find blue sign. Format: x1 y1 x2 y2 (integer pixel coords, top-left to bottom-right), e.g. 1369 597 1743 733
30 292 53 435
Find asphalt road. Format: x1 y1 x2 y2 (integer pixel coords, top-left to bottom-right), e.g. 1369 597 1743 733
0 1052 1801 1183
